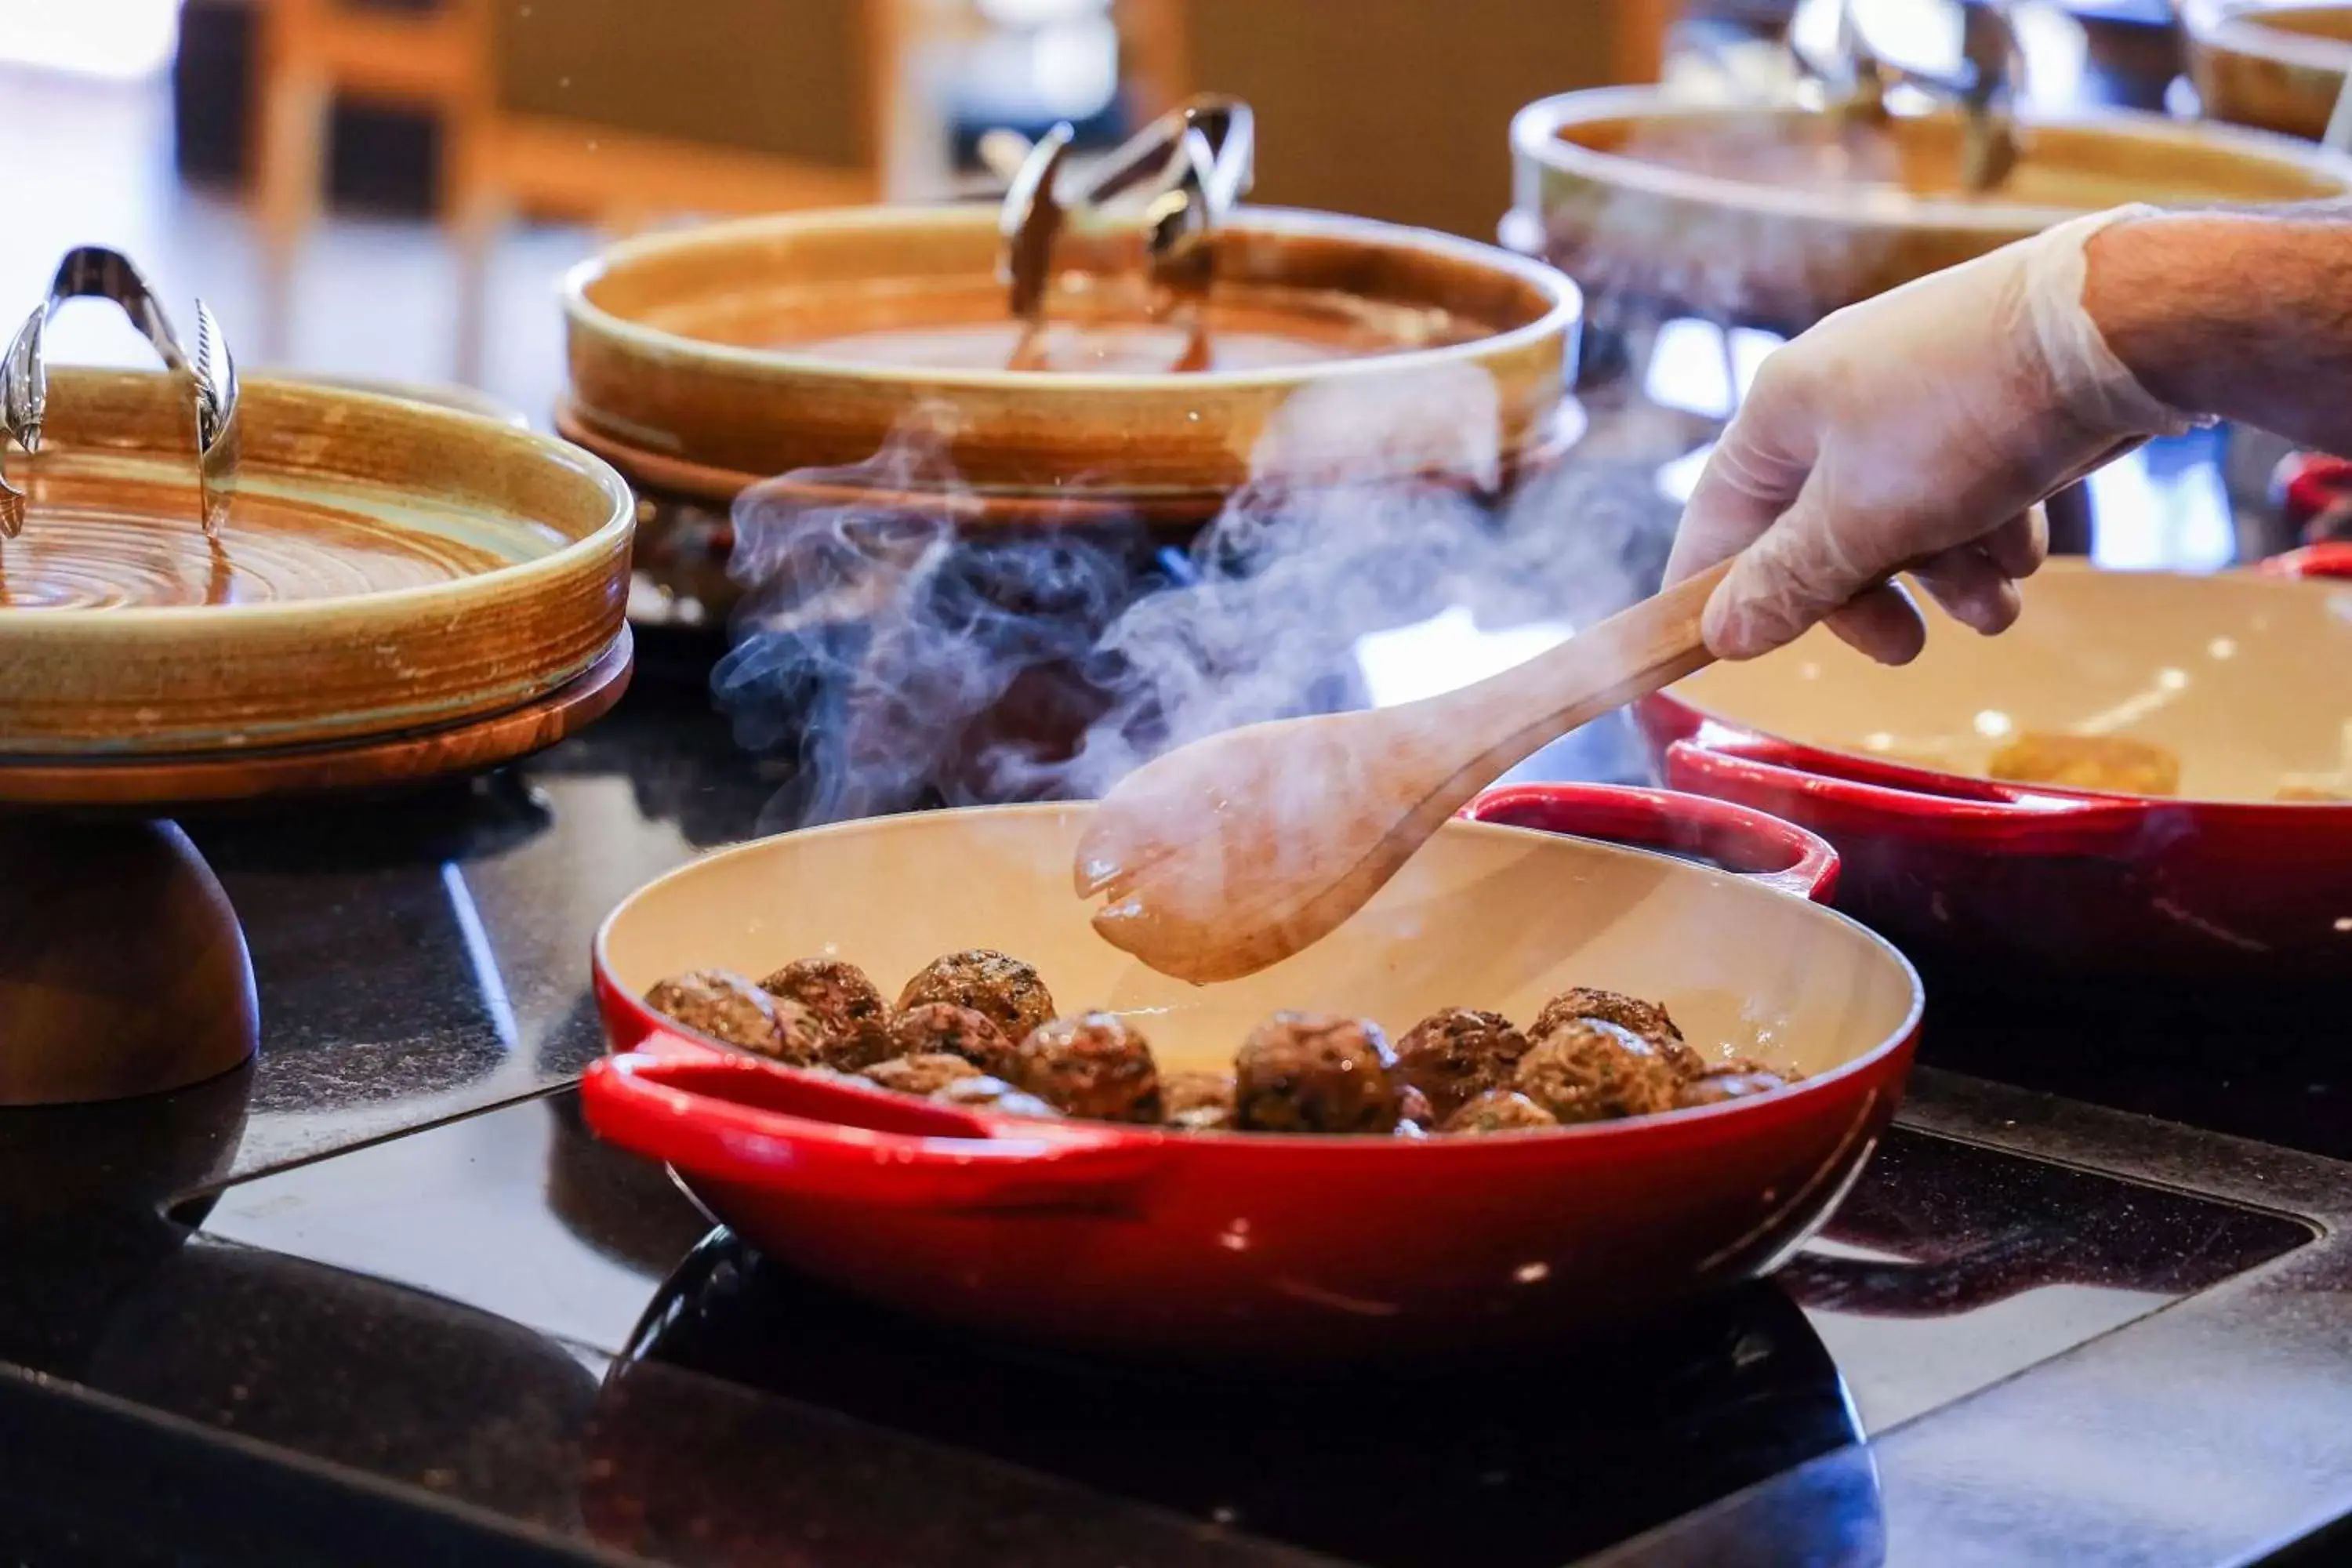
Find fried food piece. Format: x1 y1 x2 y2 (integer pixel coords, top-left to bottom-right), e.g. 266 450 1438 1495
1440 1090 1560 1134
1233 1014 1401 1135
756 998 837 1067
760 956 892 1067
1674 1069 1791 1109
1513 1019 1681 1123
866 1053 989 1097
1014 1014 1163 1123
644 970 784 1054
886 1003 1018 1078
1393 1007 1530 1119
931 1076 1062 1118
1987 732 2179 797
1530 988 1700 1078
897 950 1057 1046
1161 1069 1236 1131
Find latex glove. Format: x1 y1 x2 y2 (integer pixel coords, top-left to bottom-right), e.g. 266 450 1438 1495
1666 205 2200 665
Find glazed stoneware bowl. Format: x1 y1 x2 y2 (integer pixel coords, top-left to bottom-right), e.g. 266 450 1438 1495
582 789 1921 1359
1641 557 2352 978
2186 0 2352 142
0 369 633 758
1510 86 2352 328
557 203 1581 523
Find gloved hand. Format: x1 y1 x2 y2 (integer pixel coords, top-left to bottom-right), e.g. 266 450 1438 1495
1665 205 2201 665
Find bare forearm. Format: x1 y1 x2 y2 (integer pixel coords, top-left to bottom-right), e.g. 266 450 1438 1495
2084 205 2352 457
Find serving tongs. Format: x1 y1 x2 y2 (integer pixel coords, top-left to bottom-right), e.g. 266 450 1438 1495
985 95 1258 337
1794 0 2024 194
0 246 241 540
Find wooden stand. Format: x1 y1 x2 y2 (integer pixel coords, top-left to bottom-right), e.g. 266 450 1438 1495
0 634 631 1104
0 818 257 1106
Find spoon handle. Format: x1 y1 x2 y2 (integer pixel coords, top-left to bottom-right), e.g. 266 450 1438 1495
1446 557 1733 775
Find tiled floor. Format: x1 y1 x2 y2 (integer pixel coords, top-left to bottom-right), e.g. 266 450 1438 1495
0 64 593 426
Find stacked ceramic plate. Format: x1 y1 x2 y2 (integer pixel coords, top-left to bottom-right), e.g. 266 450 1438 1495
0 368 635 808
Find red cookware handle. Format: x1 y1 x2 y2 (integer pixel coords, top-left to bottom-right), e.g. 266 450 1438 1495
1460 781 1840 902
1662 734 2153 855
580 1044 1163 1211
2256 542 2352 579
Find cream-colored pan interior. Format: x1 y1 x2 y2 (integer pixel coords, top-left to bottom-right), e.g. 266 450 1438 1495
1673 564 2352 804
598 805 1919 1083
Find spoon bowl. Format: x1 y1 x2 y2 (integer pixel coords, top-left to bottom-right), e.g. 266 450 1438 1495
1077 562 1731 982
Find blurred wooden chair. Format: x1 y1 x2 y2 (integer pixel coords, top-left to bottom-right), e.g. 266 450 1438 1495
249 0 1219 382
249 0 902 383
1157 0 1670 241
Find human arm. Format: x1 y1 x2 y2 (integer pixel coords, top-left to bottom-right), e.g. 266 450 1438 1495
1666 201 2352 664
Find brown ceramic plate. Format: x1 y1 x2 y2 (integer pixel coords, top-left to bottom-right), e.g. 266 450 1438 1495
558 204 1578 517
2185 0 2352 141
1511 87 2352 325
0 369 634 758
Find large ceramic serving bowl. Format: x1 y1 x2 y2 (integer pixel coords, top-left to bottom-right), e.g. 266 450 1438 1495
0 369 633 758
1510 86 2352 328
558 204 1580 522
582 789 1921 1359
2187 0 2352 142
1641 557 2352 978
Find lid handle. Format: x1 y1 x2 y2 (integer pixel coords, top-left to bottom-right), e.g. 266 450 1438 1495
0 246 241 540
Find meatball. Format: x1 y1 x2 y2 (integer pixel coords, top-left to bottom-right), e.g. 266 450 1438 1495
1232 1013 1401 1134
757 998 837 1067
866 1053 989 1097
931 1076 1062 1119
1675 1069 1791 1109
1513 1019 1680 1123
897 950 1057 1045
1393 1007 1530 1119
1014 1014 1163 1123
760 956 891 1067
644 970 784 1054
1440 1090 1559 1134
1160 1069 1236 1132
886 1004 1018 1078
1530 988 1701 1078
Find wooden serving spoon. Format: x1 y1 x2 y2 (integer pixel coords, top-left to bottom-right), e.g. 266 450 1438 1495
1074 559 1735 983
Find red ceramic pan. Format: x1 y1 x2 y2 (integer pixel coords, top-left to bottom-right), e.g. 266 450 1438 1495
582 786 1920 1359
1640 555 2352 979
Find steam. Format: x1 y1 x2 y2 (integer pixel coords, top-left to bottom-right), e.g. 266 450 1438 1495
711 365 1677 832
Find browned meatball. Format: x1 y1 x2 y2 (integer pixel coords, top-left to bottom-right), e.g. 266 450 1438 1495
1393 1008 1530 1119
644 970 783 1054
897 950 1057 1046
886 1004 1018 1078
866 1053 988 1097
1513 1020 1680 1123
1440 1090 1560 1134
931 1076 1062 1119
1161 1069 1234 1116
1674 1069 1791 1109
760 957 892 1067
1233 1014 1401 1134
756 998 837 1067
1014 1014 1163 1123
1531 988 1701 1078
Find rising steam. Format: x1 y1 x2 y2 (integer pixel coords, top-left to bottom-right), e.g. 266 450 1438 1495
711 364 1678 831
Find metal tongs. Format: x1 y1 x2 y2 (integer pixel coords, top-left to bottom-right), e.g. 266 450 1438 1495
0 246 241 539
984 96 1257 329
1795 0 2024 194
